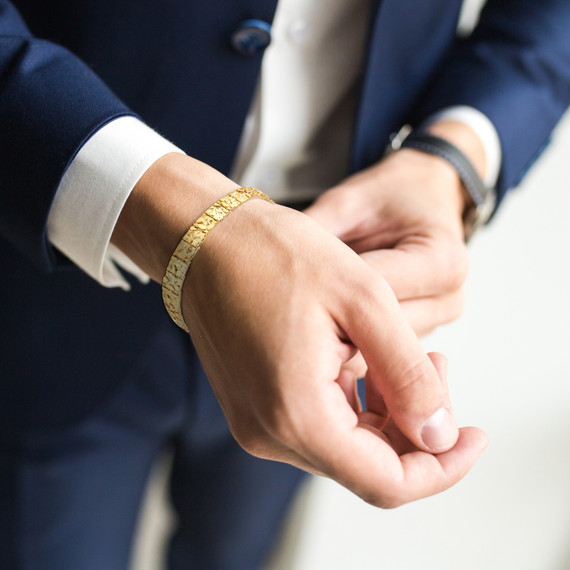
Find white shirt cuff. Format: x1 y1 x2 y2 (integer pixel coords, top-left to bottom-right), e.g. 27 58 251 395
47 116 184 290
422 106 502 188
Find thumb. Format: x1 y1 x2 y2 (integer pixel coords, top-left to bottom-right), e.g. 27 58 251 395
303 192 353 236
345 277 458 453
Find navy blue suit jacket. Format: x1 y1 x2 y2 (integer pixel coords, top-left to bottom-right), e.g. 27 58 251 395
1 0 569 436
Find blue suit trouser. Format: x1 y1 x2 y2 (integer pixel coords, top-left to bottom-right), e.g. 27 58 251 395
0 323 305 569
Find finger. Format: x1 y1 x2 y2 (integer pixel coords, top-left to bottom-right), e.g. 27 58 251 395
336 369 361 412
339 274 458 454
397 427 489 502
300 389 488 507
377 355 449 455
360 351 449 434
360 352 449 454
340 350 367 379
399 290 464 337
303 191 354 235
382 418 418 455
359 239 468 300
243 434 330 479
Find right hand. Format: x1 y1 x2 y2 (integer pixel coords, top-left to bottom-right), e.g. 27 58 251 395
113 153 488 507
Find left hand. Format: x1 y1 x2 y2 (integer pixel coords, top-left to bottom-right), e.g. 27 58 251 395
305 145 469 340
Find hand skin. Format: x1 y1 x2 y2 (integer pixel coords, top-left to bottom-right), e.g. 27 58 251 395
112 151 488 508
305 120 486 340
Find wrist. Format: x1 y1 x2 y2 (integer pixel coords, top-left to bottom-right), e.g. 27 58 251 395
391 120 495 239
425 120 487 181
426 120 493 229
386 146 466 224
111 152 239 282
162 187 274 332
424 121 487 222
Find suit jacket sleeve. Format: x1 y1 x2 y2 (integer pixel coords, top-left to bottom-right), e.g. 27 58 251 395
0 0 134 271
413 0 570 201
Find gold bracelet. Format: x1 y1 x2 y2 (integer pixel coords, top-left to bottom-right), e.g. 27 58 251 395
162 187 274 332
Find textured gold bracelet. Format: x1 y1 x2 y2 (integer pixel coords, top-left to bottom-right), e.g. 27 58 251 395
162 187 274 332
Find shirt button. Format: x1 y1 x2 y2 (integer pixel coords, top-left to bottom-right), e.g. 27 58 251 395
231 20 272 56
287 20 309 44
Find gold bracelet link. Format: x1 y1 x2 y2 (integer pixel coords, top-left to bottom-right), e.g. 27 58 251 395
162 187 274 332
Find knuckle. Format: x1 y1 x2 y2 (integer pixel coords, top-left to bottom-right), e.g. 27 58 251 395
446 290 465 322
230 407 304 463
433 238 469 292
230 423 271 458
446 241 469 290
432 290 465 328
360 490 404 510
260 402 303 451
229 385 311 461
378 498 404 510
360 273 396 309
389 358 439 411
266 417 297 448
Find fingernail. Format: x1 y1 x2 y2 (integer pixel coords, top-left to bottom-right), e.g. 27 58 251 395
421 408 457 452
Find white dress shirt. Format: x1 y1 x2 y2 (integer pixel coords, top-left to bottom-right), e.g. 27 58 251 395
46 0 501 290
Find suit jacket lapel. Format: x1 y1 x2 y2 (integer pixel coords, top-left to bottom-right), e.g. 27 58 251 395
351 0 464 171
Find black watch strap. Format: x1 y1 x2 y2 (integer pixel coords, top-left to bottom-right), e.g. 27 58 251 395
396 131 496 239
401 132 487 205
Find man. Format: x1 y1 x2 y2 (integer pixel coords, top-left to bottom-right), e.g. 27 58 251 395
0 0 568 568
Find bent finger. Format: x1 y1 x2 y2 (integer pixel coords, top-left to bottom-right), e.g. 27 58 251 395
302 398 487 507
359 238 468 300
399 290 464 337
339 274 457 453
